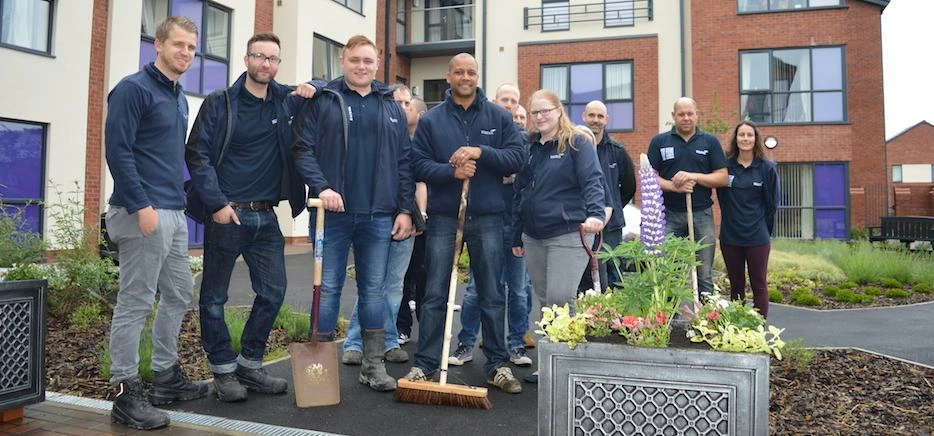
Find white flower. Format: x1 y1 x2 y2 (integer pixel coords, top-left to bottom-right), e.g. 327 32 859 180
716 298 730 309
585 288 598 296
685 330 696 338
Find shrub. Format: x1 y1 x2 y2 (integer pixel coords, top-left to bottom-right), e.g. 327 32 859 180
273 304 310 342
2 263 46 281
70 303 101 329
822 285 840 297
840 281 858 289
884 289 909 299
849 227 869 241
913 283 932 294
834 289 859 303
790 288 821 306
880 278 902 288
0 202 47 268
859 294 875 304
768 288 783 303
863 286 882 296
782 338 814 372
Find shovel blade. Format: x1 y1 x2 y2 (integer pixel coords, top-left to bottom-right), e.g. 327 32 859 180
288 341 340 407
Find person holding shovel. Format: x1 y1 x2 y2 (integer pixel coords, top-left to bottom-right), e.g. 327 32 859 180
292 34 414 392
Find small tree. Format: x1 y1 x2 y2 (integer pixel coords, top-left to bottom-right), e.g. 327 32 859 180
0 200 47 267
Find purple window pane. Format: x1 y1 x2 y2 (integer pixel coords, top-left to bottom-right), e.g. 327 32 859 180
186 219 204 245
814 163 846 207
812 47 842 90
202 59 228 94
815 209 846 240
179 55 202 94
569 64 602 104
568 104 586 126
813 91 844 122
172 0 203 30
606 102 633 130
2 205 41 233
0 121 44 198
139 40 156 72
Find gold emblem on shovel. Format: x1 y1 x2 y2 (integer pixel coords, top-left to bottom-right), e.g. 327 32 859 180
303 362 328 385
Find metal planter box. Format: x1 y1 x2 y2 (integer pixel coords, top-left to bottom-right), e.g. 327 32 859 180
538 339 769 435
0 279 47 411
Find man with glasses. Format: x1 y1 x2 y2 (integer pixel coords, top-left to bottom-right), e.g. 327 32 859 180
185 32 317 402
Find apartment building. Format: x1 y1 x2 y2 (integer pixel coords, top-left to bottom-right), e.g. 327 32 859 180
886 121 934 217
0 0 890 245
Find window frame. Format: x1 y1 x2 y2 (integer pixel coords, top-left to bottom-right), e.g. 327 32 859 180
312 34 344 81
539 60 635 132
774 161 850 240
331 0 364 16
0 0 54 55
541 0 570 32
738 45 847 126
604 0 635 28
892 165 902 183
737 0 844 14
0 117 47 234
139 0 232 97
395 0 407 45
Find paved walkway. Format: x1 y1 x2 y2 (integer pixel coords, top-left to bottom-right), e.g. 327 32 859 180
12 246 933 435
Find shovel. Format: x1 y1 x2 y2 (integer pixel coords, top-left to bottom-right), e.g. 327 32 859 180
289 198 340 407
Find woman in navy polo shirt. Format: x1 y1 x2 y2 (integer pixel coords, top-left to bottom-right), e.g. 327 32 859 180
718 121 779 317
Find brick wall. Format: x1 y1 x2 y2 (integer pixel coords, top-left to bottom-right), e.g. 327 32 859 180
887 121 934 216
375 0 412 85
83 0 109 246
254 0 273 33
690 0 888 229
517 36 659 208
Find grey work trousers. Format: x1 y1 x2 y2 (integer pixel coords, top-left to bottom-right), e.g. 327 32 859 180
522 231 592 315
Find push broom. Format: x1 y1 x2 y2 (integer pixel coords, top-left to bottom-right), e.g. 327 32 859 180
395 179 492 409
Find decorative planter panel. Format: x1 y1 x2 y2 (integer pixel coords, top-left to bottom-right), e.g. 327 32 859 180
0 279 47 411
538 340 769 436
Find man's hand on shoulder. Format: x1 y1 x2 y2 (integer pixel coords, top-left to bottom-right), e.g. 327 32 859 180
291 83 317 99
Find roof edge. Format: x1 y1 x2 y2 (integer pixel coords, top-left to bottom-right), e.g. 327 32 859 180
886 120 934 143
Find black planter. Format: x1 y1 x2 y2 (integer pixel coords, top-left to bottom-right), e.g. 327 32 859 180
0 279 47 410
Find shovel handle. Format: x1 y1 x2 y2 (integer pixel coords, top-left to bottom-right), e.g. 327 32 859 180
308 198 326 341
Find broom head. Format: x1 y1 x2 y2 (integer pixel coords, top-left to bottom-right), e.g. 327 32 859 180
395 379 492 409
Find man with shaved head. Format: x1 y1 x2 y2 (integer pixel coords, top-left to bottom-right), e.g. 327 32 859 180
579 100 636 291
408 53 526 393
647 97 728 303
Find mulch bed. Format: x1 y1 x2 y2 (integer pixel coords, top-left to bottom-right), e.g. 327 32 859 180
46 311 934 434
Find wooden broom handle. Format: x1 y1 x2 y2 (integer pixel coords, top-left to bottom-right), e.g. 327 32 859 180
440 179 470 385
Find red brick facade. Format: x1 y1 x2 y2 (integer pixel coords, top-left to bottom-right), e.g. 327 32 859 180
254 0 273 33
886 121 934 216
690 0 888 229
84 0 109 245
375 0 412 85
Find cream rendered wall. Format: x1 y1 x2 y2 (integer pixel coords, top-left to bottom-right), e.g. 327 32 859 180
0 1 93 247
482 0 685 131
409 55 451 100
273 0 378 239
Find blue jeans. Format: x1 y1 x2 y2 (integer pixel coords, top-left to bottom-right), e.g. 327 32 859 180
344 237 415 352
665 208 715 298
199 209 286 373
458 220 530 351
414 214 508 377
313 212 393 335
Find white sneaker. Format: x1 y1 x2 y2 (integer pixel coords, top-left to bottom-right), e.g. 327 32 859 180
510 348 532 366
398 333 411 345
447 344 473 366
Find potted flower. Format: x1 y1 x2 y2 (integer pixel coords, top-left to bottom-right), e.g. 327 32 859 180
535 155 779 436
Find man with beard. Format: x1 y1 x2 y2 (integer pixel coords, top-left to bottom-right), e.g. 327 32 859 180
406 54 525 393
185 32 317 402
105 16 207 430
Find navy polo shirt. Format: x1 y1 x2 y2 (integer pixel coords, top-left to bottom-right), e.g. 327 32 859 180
647 127 727 212
342 82 380 213
218 90 281 202
718 158 778 246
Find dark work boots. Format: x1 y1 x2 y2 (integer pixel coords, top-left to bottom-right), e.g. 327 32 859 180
359 330 397 392
235 364 288 394
150 363 209 405
111 376 170 430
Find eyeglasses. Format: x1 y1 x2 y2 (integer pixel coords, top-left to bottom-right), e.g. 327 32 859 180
247 52 282 65
530 107 559 117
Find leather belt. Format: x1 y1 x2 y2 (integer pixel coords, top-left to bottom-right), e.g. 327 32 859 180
227 201 273 211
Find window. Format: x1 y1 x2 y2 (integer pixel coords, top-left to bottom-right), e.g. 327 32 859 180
739 0 841 13
542 0 569 31
892 165 902 183
312 35 343 81
332 0 362 15
740 46 844 124
423 79 448 109
0 118 46 233
895 164 934 183
425 0 473 42
0 0 52 53
604 0 634 27
396 0 407 45
542 62 634 131
140 0 231 95
775 162 848 240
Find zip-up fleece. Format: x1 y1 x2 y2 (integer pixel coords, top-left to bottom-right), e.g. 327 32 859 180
412 87 525 217
105 62 188 213
512 132 606 247
596 134 636 231
292 78 414 215
185 73 312 218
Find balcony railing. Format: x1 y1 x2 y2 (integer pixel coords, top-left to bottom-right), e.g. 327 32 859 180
523 0 653 31
405 3 475 45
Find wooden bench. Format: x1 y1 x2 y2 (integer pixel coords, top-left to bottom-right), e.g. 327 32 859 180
868 216 934 246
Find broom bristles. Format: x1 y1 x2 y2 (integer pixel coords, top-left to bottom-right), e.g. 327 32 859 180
394 379 492 409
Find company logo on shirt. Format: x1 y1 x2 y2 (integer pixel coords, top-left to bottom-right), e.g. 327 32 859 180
753 181 763 187
661 147 674 161
695 149 709 156
728 175 735 187
389 117 399 123
550 153 565 159
609 163 618 168
481 128 496 136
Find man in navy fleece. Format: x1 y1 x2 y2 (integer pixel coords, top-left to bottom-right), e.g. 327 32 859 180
104 16 207 430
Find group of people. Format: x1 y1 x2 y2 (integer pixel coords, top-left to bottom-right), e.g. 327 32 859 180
103 15 778 432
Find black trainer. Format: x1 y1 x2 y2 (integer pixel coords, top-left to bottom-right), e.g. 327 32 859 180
213 372 248 402
151 363 209 405
235 365 288 394
111 376 170 430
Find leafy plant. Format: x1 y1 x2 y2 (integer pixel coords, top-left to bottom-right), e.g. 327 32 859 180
834 289 859 303
273 304 310 342
0 201 47 268
536 304 590 349
840 281 858 289
863 286 881 296
2 262 46 281
790 288 821 306
189 255 204 274
781 338 814 372
880 277 902 288
688 294 784 358
884 289 909 299
822 285 840 297
768 288 783 303
70 303 101 329
913 283 932 294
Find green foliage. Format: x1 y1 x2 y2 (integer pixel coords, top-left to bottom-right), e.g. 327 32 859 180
863 286 881 296
880 277 903 288
273 304 310 342
689 295 783 358
767 250 845 282
768 288 783 303
536 304 589 349
189 256 204 274
100 306 157 381
822 285 840 297
0 201 47 268
913 283 932 294
781 338 814 371
840 281 858 289
790 288 821 306
70 303 101 329
697 91 735 135
225 307 249 354
858 294 875 304
2 262 46 281
834 289 859 303
884 288 909 299
849 227 869 241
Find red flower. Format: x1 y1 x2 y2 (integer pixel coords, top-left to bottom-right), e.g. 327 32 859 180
707 311 719 321
622 316 639 329
655 311 668 325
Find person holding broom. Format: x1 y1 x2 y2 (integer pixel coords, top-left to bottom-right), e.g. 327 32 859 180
404 53 526 395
